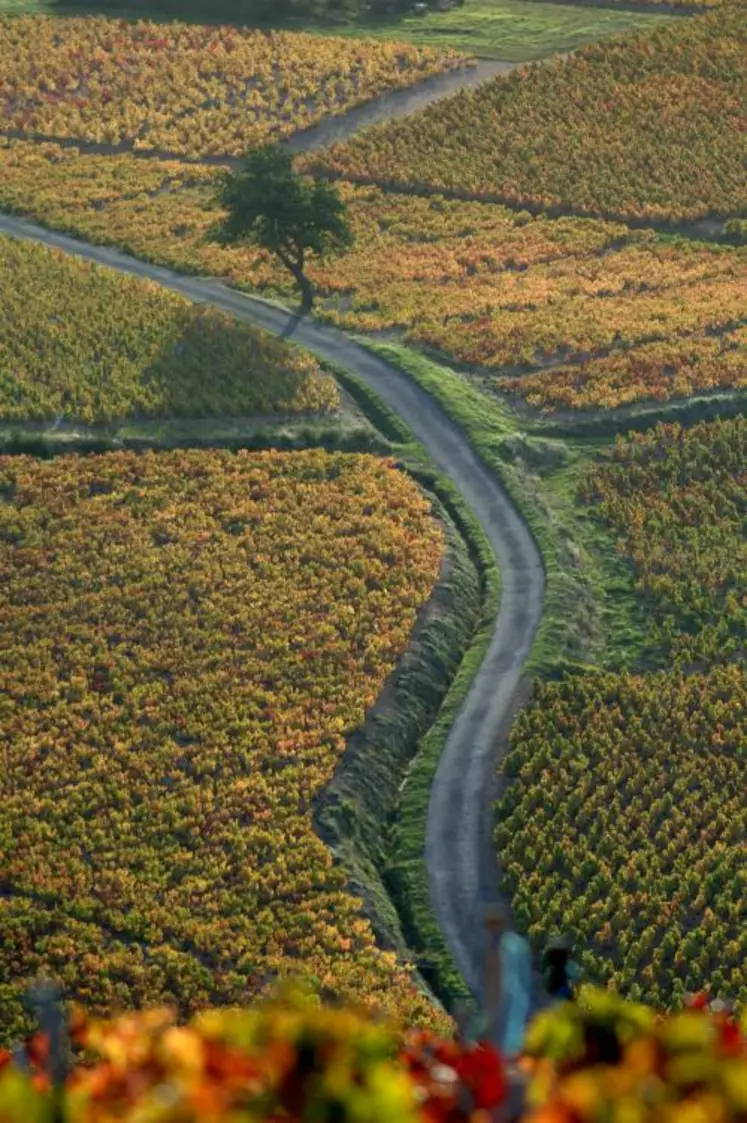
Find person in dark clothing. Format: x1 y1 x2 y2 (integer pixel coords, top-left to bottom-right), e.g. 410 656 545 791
543 935 579 1000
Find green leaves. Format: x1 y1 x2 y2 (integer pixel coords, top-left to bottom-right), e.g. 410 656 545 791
210 144 353 308
495 417 747 1010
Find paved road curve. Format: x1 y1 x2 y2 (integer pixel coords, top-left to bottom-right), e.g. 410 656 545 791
0 211 545 1005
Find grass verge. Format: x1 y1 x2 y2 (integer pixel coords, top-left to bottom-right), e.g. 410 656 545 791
0 0 671 60
360 339 649 675
314 478 486 1005
314 358 502 1006
385 464 500 1003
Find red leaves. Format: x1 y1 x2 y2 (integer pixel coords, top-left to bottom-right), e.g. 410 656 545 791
398 1030 507 1121
453 1042 506 1110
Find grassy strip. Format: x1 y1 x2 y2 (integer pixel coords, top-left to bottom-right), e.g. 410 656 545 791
0 359 406 457
360 339 648 674
0 419 391 457
314 357 501 1005
314 482 485 1004
321 354 505 1005
530 388 747 440
318 359 415 447
386 465 500 1003
0 0 670 61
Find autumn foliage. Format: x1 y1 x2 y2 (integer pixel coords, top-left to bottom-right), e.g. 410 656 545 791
522 987 747 1123
0 988 746 1122
305 6 746 223
0 149 743 415
0 17 465 159
0 235 336 423
502 326 747 413
0 449 444 1041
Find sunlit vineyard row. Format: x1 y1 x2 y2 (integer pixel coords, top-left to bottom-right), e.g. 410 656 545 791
496 418 747 1008
0 17 466 158
502 326 747 412
0 449 444 1041
0 144 744 412
0 235 336 423
305 5 746 223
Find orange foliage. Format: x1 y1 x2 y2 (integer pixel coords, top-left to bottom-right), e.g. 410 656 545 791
0 449 444 1040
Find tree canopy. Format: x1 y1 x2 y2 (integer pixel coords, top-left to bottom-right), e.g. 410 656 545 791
211 144 353 312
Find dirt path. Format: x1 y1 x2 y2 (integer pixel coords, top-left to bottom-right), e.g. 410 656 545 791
1 60 517 169
0 212 545 1007
282 59 518 154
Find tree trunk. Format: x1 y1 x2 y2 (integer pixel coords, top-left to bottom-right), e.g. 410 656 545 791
284 259 314 314
296 269 314 314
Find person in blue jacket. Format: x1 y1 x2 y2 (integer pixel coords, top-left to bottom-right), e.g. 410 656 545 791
482 904 533 1055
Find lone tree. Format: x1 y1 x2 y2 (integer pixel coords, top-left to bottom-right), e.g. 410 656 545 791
210 144 353 314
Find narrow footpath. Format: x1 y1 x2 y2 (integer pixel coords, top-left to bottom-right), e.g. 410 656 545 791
0 209 545 1003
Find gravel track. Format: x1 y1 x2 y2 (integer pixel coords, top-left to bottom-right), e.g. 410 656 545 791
0 211 544 1005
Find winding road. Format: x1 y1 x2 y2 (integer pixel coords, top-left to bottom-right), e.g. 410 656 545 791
1 39 551 1010
0 211 545 1004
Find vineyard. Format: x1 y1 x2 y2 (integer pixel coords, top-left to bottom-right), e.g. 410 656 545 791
0 0 745 1055
497 666 746 1009
0 149 743 414
305 5 747 223
0 17 465 158
502 326 747 411
583 417 747 666
0 449 444 1041
0 235 336 423
496 418 747 1007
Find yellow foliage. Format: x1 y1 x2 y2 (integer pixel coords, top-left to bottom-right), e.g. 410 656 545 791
0 449 444 1040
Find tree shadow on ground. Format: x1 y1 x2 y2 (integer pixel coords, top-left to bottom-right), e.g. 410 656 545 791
2 301 314 434
121 302 312 423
